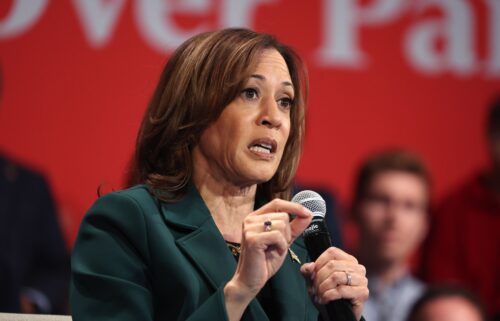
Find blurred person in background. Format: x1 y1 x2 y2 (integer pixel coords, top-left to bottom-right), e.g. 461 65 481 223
406 285 488 321
351 150 430 321
421 95 500 320
0 65 70 313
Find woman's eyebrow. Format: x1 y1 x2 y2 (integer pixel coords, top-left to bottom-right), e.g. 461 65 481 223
250 74 294 89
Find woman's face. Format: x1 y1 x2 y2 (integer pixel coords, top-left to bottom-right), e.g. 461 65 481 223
193 49 294 187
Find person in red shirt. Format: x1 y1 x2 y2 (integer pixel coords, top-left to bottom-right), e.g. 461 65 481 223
421 95 500 320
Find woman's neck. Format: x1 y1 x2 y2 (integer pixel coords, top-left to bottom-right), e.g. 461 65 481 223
193 167 257 243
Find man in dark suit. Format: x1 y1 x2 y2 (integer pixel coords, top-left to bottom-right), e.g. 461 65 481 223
0 155 70 313
0 65 70 313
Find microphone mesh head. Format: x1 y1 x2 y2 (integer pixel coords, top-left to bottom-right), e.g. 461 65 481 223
291 190 326 218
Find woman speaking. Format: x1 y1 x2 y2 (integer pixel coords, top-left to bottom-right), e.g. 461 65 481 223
70 28 368 321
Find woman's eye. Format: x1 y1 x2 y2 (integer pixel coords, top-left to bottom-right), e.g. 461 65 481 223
278 97 293 109
242 88 258 100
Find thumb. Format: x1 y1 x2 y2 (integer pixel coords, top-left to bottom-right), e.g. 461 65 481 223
290 208 313 241
300 262 316 297
300 262 316 279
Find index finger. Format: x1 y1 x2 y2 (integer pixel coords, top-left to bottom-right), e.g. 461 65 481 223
255 199 312 218
255 199 313 239
314 247 358 271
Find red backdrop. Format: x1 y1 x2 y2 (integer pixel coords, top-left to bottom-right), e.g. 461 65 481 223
0 0 498 247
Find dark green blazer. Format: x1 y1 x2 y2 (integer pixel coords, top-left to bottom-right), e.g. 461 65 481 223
70 184 321 321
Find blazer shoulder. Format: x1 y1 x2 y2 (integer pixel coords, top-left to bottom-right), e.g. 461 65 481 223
76 185 158 265
92 185 160 217
114 184 156 204
81 185 162 245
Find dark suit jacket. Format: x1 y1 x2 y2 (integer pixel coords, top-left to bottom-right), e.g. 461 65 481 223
0 154 69 313
71 184 321 321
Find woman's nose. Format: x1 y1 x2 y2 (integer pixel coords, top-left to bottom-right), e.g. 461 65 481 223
258 97 282 129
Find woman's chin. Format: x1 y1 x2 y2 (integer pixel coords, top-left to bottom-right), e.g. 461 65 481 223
237 173 276 187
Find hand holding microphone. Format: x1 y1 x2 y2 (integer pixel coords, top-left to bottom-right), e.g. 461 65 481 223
225 191 367 321
293 190 369 321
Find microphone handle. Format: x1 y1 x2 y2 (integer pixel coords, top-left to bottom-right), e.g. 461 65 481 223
303 223 357 321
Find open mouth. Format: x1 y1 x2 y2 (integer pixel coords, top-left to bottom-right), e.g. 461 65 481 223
248 139 277 155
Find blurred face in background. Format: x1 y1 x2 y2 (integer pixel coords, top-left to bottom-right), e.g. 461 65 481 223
356 170 428 265
414 296 483 321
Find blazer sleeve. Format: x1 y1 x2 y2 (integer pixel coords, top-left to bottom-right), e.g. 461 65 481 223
70 192 231 321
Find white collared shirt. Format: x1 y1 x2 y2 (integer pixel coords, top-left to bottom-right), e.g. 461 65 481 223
363 273 425 321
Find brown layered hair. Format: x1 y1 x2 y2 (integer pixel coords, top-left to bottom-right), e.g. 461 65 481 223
130 28 308 202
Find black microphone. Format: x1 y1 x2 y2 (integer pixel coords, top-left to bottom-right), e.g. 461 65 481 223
292 190 356 321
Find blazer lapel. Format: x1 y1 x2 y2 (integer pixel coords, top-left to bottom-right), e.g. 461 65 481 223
160 184 270 321
268 243 309 321
160 184 236 289
176 217 236 289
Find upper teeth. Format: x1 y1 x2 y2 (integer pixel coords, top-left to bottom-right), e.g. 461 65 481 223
250 144 272 154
